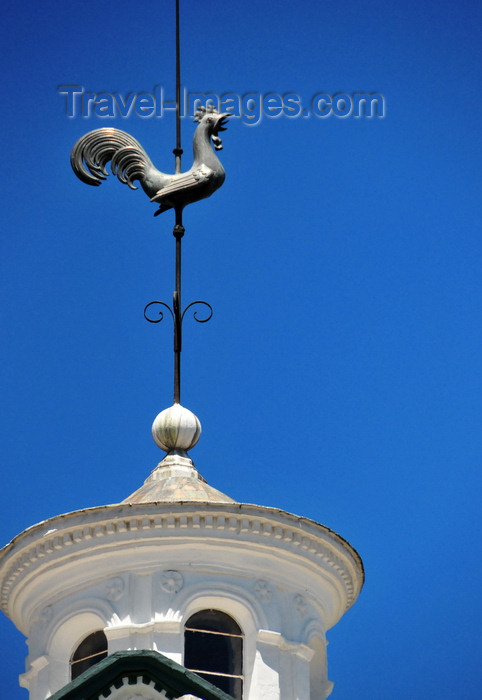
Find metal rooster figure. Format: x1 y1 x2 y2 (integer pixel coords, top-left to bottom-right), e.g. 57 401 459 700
70 1 229 407
71 106 230 216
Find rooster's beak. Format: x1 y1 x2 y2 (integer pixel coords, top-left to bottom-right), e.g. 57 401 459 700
215 113 231 132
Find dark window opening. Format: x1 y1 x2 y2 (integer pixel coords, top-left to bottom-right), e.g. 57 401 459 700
184 609 243 699
70 630 108 680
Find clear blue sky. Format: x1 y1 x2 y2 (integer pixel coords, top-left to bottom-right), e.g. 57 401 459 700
1 0 481 697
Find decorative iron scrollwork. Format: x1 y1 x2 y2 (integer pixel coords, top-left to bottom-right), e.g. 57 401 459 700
182 300 213 324
144 300 175 324
144 294 213 403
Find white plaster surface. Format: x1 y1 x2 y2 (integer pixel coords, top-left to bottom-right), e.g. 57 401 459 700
0 501 363 699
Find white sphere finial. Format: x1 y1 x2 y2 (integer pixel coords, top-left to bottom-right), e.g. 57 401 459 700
152 403 201 452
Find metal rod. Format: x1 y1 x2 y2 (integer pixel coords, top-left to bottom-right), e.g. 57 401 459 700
173 0 183 402
173 0 183 174
142 0 213 407
173 210 184 404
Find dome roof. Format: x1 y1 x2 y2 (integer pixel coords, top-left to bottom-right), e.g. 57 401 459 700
122 452 236 504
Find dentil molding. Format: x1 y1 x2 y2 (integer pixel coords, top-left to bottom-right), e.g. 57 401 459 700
0 503 363 632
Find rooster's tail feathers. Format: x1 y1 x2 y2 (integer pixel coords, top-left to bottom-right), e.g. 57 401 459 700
111 147 149 190
71 128 153 189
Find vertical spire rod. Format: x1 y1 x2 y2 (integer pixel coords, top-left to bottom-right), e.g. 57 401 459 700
143 0 208 406
174 0 183 174
173 213 184 404
173 0 184 404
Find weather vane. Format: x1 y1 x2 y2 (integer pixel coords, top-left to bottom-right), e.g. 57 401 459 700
70 0 230 406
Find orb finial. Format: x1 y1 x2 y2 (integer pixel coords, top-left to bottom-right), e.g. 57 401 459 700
152 404 201 453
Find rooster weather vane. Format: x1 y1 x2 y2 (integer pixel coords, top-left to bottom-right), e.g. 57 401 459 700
70 106 230 217
70 0 230 406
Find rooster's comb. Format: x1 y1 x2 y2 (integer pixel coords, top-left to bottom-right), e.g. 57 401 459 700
193 104 219 122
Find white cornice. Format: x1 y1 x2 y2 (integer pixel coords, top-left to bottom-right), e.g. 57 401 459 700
0 502 363 634
256 630 315 661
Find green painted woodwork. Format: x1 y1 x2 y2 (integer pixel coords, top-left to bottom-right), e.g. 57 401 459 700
49 649 234 700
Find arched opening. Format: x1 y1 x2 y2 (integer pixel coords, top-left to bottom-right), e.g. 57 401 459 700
70 630 108 680
184 609 243 699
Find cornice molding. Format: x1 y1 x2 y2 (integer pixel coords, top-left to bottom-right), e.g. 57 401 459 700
106 620 183 638
256 629 315 661
0 503 363 630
